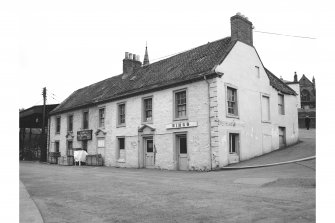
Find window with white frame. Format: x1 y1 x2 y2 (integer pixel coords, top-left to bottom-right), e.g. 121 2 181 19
227 87 238 116
118 103 126 125
278 94 285 115
175 90 187 119
143 97 153 122
99 108 105 128
261 95 270 122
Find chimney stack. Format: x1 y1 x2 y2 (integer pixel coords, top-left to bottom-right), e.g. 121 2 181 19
122 52 142 79
230 13 253 46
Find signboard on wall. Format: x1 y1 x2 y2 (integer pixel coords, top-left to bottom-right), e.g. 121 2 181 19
166 121 198 129
77 130 93 141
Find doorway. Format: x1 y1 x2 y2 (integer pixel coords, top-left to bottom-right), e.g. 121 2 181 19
176 134 188 170
279 127 286 148
228 132 240 164
144 137 154 168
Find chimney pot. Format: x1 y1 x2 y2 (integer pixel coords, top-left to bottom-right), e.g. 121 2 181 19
125 52 129 59
123 52 142 77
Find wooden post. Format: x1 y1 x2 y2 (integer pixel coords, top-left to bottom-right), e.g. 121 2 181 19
40 87 47 162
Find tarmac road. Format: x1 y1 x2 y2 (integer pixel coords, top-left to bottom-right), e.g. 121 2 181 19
20 129 315 223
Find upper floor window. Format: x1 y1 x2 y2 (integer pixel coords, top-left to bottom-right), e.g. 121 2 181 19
118 103 126 125
143 98 153 122
83 111 89 129
56 117 61 133
175 90 187 119
99 108 105 128
67 115 73 132
301 89 310 102
261 94 270 122
278 94 285 115
227 87 238 116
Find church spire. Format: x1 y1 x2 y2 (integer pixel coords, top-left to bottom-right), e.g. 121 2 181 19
143 42 149 66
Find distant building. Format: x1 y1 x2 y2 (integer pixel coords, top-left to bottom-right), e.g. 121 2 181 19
19 104 59 160
284 73 316 128
48 13 299 170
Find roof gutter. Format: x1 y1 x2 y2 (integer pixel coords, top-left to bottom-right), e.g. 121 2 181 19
50 71 220 116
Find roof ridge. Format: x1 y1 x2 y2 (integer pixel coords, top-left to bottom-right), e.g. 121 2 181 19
146 37 231 67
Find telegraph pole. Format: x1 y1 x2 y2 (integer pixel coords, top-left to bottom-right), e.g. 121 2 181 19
41 87 47 162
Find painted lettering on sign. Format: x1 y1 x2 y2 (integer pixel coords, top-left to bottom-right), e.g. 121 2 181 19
77 130 93 141
166 121 198 129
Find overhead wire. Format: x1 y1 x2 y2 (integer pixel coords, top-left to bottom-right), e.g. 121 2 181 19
254 30 316 39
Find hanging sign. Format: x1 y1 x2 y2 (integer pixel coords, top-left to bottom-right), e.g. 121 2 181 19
77 130 93 141
166 121 198 129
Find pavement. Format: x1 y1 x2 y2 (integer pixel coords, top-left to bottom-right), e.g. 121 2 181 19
225 128 315 168
19 128 315 223
20 180 44 223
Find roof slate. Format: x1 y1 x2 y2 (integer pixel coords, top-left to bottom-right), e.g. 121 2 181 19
51 37 235 114
50 37 296 115
264 68 297 95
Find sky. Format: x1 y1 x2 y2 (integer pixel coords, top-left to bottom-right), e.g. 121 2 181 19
5 0 322 109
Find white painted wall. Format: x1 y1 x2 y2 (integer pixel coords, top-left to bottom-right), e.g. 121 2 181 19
214 41 299 167
287 83 301 108
49 80 212 170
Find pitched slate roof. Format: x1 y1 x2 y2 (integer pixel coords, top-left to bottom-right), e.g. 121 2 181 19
50 37 296 115
264 68 297 95
50 37 236 115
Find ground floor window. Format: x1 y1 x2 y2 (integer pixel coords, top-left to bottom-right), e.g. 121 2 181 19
67 140 73 156
229 133 239 154
54 141 60 153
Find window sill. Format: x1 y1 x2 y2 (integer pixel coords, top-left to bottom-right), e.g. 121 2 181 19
173 117 188 121
261 120 271 124
116 124 126 128
142 121 153 125
226 114 239 119
117 158 125 163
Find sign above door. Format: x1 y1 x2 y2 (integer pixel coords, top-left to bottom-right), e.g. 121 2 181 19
166 121 198 129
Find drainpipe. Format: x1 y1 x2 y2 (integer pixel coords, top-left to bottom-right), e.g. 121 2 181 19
203 74 213 171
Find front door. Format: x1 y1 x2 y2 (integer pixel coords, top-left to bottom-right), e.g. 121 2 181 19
144 138 154 168
279 127 286 148
176 134 188 170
